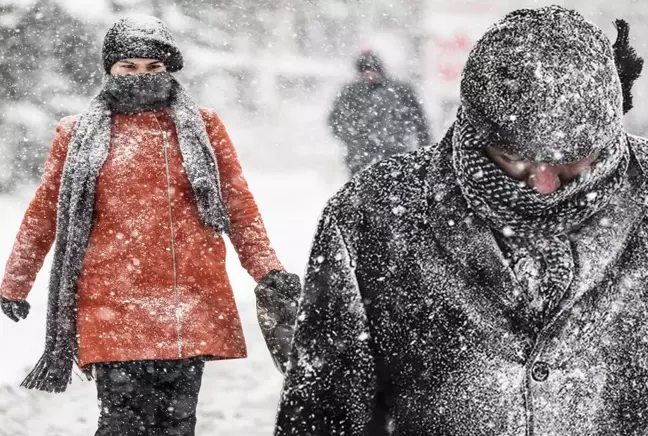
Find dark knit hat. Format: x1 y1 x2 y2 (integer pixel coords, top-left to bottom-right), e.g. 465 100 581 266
356 50 384 75
460 6 624 164
102 16 183 73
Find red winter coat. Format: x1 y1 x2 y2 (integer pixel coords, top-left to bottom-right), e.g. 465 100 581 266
0 108 283 367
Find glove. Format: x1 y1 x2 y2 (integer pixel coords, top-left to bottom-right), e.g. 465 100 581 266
1 296 30 322
255 270 301 374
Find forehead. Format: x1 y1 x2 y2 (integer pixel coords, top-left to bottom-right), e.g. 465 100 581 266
117 58 163 64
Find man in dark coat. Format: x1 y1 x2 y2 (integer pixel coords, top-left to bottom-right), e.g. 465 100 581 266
276 7 648 436
328 50 431 177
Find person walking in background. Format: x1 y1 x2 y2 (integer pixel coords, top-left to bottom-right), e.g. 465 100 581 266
0 15 300 436
276 7 647 435
328 50 431 177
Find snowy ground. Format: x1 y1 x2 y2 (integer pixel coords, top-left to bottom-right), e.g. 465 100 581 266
0 119 348 435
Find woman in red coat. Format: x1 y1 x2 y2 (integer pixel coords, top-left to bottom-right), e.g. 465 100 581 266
0 16 300 436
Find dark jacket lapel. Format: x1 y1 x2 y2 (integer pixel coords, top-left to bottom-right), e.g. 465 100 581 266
546 136 648 328
422 127 534 331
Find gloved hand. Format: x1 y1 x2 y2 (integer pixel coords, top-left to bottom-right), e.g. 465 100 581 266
255 270 301 374
1 296 30 322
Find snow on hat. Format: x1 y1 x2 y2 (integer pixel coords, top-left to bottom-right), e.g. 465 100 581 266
102 15 183 73
460 6 623 164
356 50 384 74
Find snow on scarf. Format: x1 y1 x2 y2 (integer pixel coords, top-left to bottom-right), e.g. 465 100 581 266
452 109 629 322
22 75 231 393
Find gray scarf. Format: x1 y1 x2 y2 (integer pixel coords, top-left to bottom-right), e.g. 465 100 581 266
21 74 231 393
452 109 629 322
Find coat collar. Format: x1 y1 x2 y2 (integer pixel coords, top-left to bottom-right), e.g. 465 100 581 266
545 135 648 331
426 129 648 334
423 126 534 333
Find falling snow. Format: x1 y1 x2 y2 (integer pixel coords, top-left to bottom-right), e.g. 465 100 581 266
2 1 648 436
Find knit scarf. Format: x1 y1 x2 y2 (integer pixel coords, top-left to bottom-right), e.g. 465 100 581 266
21 75 231 393
452 109 629 323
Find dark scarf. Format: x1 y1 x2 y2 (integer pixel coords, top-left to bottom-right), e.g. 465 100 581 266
452 109 629 322
21 73 231 393
103 72 175 114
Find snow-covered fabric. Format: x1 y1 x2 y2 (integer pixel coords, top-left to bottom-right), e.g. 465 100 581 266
21 95 113 393
277 6 647 434
275 129 648 435
328 78 430 176
498 234 574 326
15 77 252 392
0 106 284 392
355 50 385 75
460 6 623 164
452 110 629 239
255 270 302 374
452 109 629 321
94 358 204 435
103 72 175 114
102 15 184 73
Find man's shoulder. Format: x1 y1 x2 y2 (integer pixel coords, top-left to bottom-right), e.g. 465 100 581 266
328 147 444 222
384 78 414 92
340 80 375 95
328 126 456 225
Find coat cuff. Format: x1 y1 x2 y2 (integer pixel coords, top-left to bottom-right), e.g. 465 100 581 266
251 257 285 283
0 275 32 301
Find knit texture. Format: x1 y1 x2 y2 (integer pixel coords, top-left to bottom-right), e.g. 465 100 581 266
452 110 629 321
21 77 230 393
102 15 183 73
103 72 175 114
460 6 623 164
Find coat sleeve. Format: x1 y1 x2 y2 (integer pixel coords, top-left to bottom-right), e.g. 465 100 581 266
0 117 74 301
201 109 284 282
401 84 431 147
275 204 377 436
328 88 354 143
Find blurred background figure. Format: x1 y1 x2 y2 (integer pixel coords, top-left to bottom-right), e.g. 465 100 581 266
328 50 431 177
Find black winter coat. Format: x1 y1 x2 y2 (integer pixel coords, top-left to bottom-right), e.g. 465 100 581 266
275 127 648 436
328 78 430 175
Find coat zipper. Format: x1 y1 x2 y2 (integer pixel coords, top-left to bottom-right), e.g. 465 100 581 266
154 115 183 358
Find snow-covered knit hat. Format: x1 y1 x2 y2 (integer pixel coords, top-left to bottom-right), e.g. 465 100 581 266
102 16 183 73
356 50 385 74
460 6 623 164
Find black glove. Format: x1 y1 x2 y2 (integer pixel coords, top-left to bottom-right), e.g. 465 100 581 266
255 270 301 374
1 296 30 322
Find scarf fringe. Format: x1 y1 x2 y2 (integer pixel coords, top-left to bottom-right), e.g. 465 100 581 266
21 354 72 393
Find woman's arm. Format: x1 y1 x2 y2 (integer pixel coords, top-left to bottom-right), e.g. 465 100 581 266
201 109 283 282
0 117 75 301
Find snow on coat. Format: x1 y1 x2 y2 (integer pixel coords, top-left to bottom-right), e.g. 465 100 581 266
328 78 430 175
0 108 283 367
275 128 648 435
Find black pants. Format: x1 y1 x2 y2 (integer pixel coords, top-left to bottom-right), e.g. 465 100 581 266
94 358 205 436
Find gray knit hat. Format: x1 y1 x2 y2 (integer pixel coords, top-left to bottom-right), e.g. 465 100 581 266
102 15 183 73
460 6 623 164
